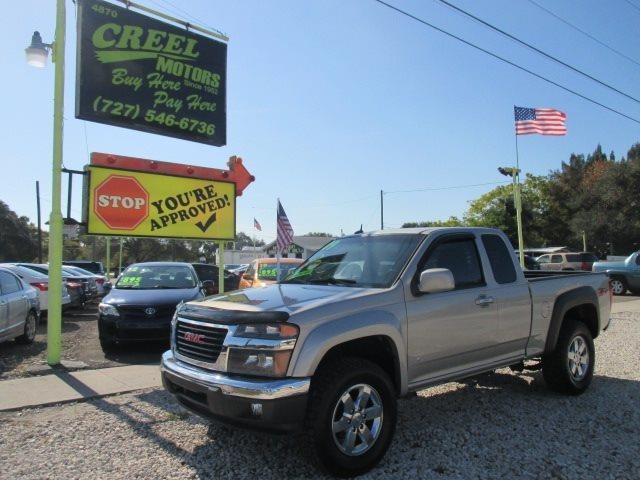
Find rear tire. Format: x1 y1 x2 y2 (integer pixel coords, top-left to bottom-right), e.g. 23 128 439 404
16 311 38 344
543 319 594 395
304 357 397 477
610 277 627 295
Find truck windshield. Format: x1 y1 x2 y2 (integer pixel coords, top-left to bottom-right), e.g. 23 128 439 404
116 265 196 289
282 234 422 288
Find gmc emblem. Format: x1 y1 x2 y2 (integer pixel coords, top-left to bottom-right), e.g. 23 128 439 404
184 332 205 344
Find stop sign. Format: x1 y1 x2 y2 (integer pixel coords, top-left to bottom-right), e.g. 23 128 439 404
94 175 149 230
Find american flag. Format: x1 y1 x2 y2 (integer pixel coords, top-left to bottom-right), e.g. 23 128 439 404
254 218 262 231
276 200 294 254
514 106 567 136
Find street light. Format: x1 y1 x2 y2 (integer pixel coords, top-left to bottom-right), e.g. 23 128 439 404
498 166 525 268
25 31 51 68
25 0 66 365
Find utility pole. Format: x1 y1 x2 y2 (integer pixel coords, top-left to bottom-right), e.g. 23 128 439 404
36 181 42 263
380 190 384 230
582 231 587 252
498 166 524 268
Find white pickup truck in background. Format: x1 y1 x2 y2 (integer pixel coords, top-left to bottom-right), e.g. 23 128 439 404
161 227 612 477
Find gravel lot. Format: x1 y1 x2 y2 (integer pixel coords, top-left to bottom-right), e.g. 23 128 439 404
1 304 638 479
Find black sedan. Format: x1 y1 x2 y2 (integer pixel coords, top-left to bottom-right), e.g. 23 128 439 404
98 262 207 352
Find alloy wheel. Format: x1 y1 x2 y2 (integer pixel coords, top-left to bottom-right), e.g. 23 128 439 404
567 335 589 381
331 383 383 456
610 279 625 295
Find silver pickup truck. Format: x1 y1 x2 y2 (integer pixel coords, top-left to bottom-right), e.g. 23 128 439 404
161 227 611 477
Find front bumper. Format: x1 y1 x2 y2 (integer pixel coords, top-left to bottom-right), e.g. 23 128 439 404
161 350 310 432
100 315 171 342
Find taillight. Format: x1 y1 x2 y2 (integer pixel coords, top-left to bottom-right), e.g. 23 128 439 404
66 282 82 288
581 262 588 271
95 278 105 285
30 282 48 291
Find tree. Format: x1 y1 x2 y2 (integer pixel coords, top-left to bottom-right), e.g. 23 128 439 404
305 232 334 237
401 217 463 228
0 200 40 261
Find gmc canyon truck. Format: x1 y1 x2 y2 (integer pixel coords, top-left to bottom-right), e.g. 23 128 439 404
161 228 611 477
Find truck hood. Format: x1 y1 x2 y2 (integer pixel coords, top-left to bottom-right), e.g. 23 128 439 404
103 287 202 306
179 283 375 323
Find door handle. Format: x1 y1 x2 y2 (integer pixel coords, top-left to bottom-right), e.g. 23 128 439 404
475 295 495 307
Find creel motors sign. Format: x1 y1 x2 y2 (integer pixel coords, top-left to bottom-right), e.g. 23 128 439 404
75 0 227 146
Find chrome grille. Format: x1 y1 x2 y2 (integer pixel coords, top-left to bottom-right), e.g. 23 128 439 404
175 318 227 363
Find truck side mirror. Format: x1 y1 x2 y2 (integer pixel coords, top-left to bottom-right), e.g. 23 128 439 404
418 268 455 293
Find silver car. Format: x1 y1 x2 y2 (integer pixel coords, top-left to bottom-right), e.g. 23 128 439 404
0 267 40 344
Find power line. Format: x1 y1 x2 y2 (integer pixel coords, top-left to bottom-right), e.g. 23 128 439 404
371 0 640 125
623 0 640 13
525 0 640 69
385 181 510 195
435 0 640 105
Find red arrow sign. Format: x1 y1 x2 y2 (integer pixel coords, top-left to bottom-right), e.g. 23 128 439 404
90 152 255 196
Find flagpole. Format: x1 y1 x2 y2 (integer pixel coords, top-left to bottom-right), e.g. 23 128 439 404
276 198 281 282
514 106 525 268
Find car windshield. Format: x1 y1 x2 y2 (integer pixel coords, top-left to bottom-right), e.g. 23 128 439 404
257 263 300 281
281 234 422 288
115 265 196 289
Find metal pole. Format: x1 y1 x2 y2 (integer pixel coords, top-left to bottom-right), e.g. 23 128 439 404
36 181 42 264
66 171 72 220
380 190 384 230
106 237 111 280
118 237 123 276
582 231 587 252
514 127 525 268
218 241 225 294
47 0 66 365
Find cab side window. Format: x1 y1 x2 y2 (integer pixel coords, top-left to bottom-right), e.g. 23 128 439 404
551 255 563 263
422 238 484 289
481 234 517 284
537 255 550 264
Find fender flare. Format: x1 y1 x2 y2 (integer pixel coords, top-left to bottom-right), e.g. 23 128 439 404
290 311 406 393
544 286 599 353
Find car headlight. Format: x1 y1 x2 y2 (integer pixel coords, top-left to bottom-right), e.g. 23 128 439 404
227 323 299 377
98 303 120 317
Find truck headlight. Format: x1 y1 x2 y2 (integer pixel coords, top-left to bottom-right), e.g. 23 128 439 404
98 303 119 317
227 323 299 377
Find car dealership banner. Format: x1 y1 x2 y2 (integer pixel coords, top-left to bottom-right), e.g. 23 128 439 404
76 0 227 145
85 165 235 240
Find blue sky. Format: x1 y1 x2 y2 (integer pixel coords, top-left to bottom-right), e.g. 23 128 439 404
2 0 639 243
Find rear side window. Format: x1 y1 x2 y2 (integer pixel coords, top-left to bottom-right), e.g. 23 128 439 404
481 235 517 284
0 271 22 294
565 254 580 262
580 253 598 262
551 255 563 263
423 238 484 289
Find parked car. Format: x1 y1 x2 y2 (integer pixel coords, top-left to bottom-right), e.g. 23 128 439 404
98 262 206 352
0 267 40 344
229 264 249 276
161 227 611 476
536 252 599 271
63 265 110 296
191 263 240 294
0 263 71 315
238 257 304 289
514 254 540 270
592 251 640 295
63 260 105 276
16 263 89 309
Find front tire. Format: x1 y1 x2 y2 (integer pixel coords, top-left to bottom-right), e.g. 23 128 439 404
16 311 38 344
305 357 397 477
543 320 595 395
98 320 117 352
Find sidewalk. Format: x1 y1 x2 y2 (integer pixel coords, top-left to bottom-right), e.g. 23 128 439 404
0 364 162 412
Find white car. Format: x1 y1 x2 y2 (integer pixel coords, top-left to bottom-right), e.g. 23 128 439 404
0 263 71 315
